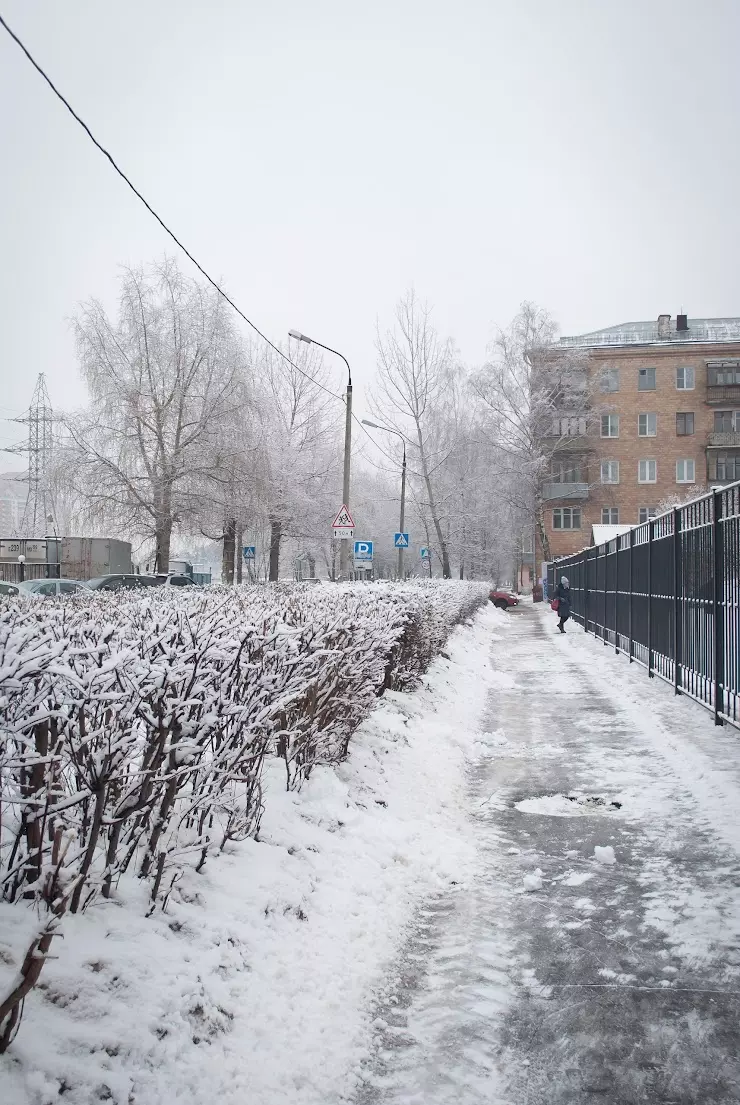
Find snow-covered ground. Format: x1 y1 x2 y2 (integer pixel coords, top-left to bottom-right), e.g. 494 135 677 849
5 600 740 1104
0 606 501 1105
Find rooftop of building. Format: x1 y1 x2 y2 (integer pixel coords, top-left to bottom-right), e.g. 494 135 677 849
558 314 740 349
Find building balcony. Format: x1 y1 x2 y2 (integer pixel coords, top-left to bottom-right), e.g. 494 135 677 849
708 431 740 447
541 435 595 453
706 385 740 405
542 482 590 502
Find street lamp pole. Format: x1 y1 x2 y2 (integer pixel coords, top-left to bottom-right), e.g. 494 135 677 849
289 330 352 580
362 420 407 580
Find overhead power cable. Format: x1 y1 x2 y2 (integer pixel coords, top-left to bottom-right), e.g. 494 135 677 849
0 11 342 403
0 12 404 469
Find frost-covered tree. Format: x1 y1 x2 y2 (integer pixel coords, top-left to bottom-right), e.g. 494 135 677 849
67 259 245 571
472 301 590 563
372 290 457 578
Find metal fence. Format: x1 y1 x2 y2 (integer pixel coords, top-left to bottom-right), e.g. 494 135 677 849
548 481 740 728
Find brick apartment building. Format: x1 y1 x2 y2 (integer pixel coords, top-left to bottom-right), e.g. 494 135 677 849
541 313 740 562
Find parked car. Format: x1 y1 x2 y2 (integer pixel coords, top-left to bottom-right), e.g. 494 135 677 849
155 573 197 587
0 580 20 597
85 574 161 591
18 578 88 599
489 589 520 610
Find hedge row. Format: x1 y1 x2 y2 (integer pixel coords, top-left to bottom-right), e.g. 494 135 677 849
0 580 489 1049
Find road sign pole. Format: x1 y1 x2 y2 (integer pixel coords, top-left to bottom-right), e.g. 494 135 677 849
397 441 407 580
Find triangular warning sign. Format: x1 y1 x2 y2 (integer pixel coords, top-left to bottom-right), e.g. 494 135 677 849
332 504 355 528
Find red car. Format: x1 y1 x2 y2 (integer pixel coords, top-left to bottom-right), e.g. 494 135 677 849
489 589 520 610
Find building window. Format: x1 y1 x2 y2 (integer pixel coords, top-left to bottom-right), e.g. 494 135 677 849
713 410 740 433
639 459 657 483
638 367 656 391
601 460 619 484
551 459 583 483
708 362 740 386
552 507 582 530
676 366 695 390
552 415 587 437
638 413 657 437
602 507 619 524
713 451 740 481
599 367 620 393
676 459 695 483
601 414 619 438
676 412 695 435
639 507 657 524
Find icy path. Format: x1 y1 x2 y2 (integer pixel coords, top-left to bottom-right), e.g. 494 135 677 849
355 606 740 1104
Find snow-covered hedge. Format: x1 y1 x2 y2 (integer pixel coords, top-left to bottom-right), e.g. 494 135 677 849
0 580 488 1050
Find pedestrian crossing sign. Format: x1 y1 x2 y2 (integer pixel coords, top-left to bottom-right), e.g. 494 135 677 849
394 532 409 548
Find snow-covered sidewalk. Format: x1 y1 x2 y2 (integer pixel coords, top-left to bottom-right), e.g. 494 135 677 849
356 604 740 1104
6 601 740 1105
1 607 500 1105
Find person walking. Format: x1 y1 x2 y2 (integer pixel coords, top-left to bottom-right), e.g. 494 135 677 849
553 575 572 633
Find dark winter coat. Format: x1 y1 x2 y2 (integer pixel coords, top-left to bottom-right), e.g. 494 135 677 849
555 582 572 621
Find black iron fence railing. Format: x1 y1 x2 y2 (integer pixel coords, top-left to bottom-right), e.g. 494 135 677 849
548 481 740 728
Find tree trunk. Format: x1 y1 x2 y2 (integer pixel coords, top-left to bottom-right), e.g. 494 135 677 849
222 518 236 584
417 433 452 579
459 559 464 580
154 519 172 575
268 518 282 582
236 523 244 584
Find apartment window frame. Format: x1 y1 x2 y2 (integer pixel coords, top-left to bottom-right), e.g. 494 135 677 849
601 413 619 438
550 458 583 484
676 412 695 436
715 451 740 481
552 507 582 531
676 365 695 391
638 459 657 484
676 458 696 484
638 412 657 437
638 507 657 524
638 366 657 391
601 507 619 525
708 363 740 386
600 459 620 484
599 367 620 393
713 410 740 434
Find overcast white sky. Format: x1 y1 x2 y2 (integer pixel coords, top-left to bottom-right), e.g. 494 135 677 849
1 0 739 470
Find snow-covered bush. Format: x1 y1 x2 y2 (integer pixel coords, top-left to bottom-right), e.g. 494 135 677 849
0 580 488 1049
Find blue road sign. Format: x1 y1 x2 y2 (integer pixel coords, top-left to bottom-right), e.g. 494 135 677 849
242 546 256 560
394 532 409 548
420 546 430 559
354 540 374 561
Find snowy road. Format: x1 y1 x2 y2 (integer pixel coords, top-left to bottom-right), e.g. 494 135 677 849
356 606 740 1104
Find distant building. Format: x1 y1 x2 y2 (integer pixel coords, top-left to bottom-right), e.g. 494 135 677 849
541 314 740 562
0 472 26 535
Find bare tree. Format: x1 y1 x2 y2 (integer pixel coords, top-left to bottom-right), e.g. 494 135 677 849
373 290 456 578
472 302 590 564
66 260 245 571
254 342 341 581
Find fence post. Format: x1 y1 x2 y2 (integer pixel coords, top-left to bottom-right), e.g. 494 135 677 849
680 506 684 693
615 537 620 655
628 526 634 662
584 549 590 634
713 489 725 726
647 520 653 678
602 545 608 645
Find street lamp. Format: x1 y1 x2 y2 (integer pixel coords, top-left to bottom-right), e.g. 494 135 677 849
289 330 353 580
362 419 407 580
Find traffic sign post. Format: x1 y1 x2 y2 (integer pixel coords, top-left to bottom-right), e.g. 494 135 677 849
420 546 432 578
332 505 355 544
